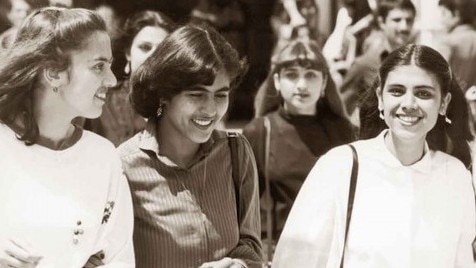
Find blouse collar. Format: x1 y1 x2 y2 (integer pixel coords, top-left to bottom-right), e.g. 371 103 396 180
138 119 216 167
374 130 432 174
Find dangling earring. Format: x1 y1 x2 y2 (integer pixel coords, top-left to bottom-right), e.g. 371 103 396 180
124 61 131 75
53 87 58 93
445 115 452 124
156 103 164 117
379 110 384 120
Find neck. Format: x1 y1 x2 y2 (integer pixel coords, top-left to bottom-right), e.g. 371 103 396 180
33 88 75 150
284 103 316 116
384 132 426 165
156 118 200 168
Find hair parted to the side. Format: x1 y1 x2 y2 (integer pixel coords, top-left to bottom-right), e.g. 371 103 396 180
0 7 107 145
130 24 248 119
254 38 348 120
377 0 416 20
359 44 473 168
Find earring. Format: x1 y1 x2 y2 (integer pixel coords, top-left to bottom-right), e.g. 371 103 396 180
445 115 452 124
53 87 58 93
379 110 384 120
124 61 131 75
156 103 164 117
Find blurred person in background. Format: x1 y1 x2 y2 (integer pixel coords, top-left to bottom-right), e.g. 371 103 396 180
243 38 353 265
432 0 476 92
339 0 417 125
0 0 31 48
83 10 175 147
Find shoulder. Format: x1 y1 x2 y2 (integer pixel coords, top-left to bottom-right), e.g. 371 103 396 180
116 132 142 159
80 130 119 157
433 150 470 176
214 130 254 159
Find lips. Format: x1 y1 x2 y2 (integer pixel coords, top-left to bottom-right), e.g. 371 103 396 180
94 88 108 102
192 118 213 128
396 114 422 125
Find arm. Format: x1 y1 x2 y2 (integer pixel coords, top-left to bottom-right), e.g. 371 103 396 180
455 167 476 268
272 146 353 267
98 156 135 267
227 135 263 268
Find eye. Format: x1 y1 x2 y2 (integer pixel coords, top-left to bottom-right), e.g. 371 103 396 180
92 62 106 72
138 43 153 53
304 71 320 79
215 92 229 99
387 87 405 96
283 71 299 80
415 89 434 99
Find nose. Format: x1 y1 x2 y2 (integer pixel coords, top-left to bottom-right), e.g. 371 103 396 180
398 19 410 31
104 67 117 88
401 92 417 111
295 76 307 91
200 94 218 116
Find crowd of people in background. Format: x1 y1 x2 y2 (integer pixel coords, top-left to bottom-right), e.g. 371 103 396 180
1 0 476 267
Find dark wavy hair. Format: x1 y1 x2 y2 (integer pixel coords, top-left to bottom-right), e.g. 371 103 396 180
0 7 107 145
111 10 175 79
359 44 473 167
130 24 247 119
377 0 416 20
254 38 348 120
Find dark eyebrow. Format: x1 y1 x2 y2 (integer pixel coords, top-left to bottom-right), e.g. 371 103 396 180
90 56 113 64
187 86 231 92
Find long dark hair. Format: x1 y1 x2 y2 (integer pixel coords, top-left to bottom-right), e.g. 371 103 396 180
360 44 473 167
0 7 107 144
254 38 347 120
130 24 247 119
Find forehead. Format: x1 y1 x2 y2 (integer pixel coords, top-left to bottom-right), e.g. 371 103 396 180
132 26 168 45
11 0 30 9
385 65 440 90
69 31 112 62
384 8 415 22
190 69 231 93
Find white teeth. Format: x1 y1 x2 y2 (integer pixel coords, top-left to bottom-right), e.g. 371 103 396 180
398 115 419 123
95 93 106 99
193 119 212 126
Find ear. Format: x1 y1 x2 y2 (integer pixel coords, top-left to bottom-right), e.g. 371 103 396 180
273 73 281 92
376 87 384 111
43 67 68 89
439 92 452 115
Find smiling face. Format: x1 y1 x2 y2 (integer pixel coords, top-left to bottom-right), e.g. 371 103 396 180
127 26 169 74
59 31 117 119
379 8 415 50
161 68 231 144
378 64 451 142
274 65 326 115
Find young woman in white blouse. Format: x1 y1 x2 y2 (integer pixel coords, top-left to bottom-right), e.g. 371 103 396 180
0 7 134 267
273 44 476 267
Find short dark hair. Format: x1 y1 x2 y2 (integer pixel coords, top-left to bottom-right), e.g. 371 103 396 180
359 44 473 167
0 7 107 144
377 0 416 20
439 0 476 26
130 24 247 119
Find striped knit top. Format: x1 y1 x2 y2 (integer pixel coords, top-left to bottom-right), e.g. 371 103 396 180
118 121 263 268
